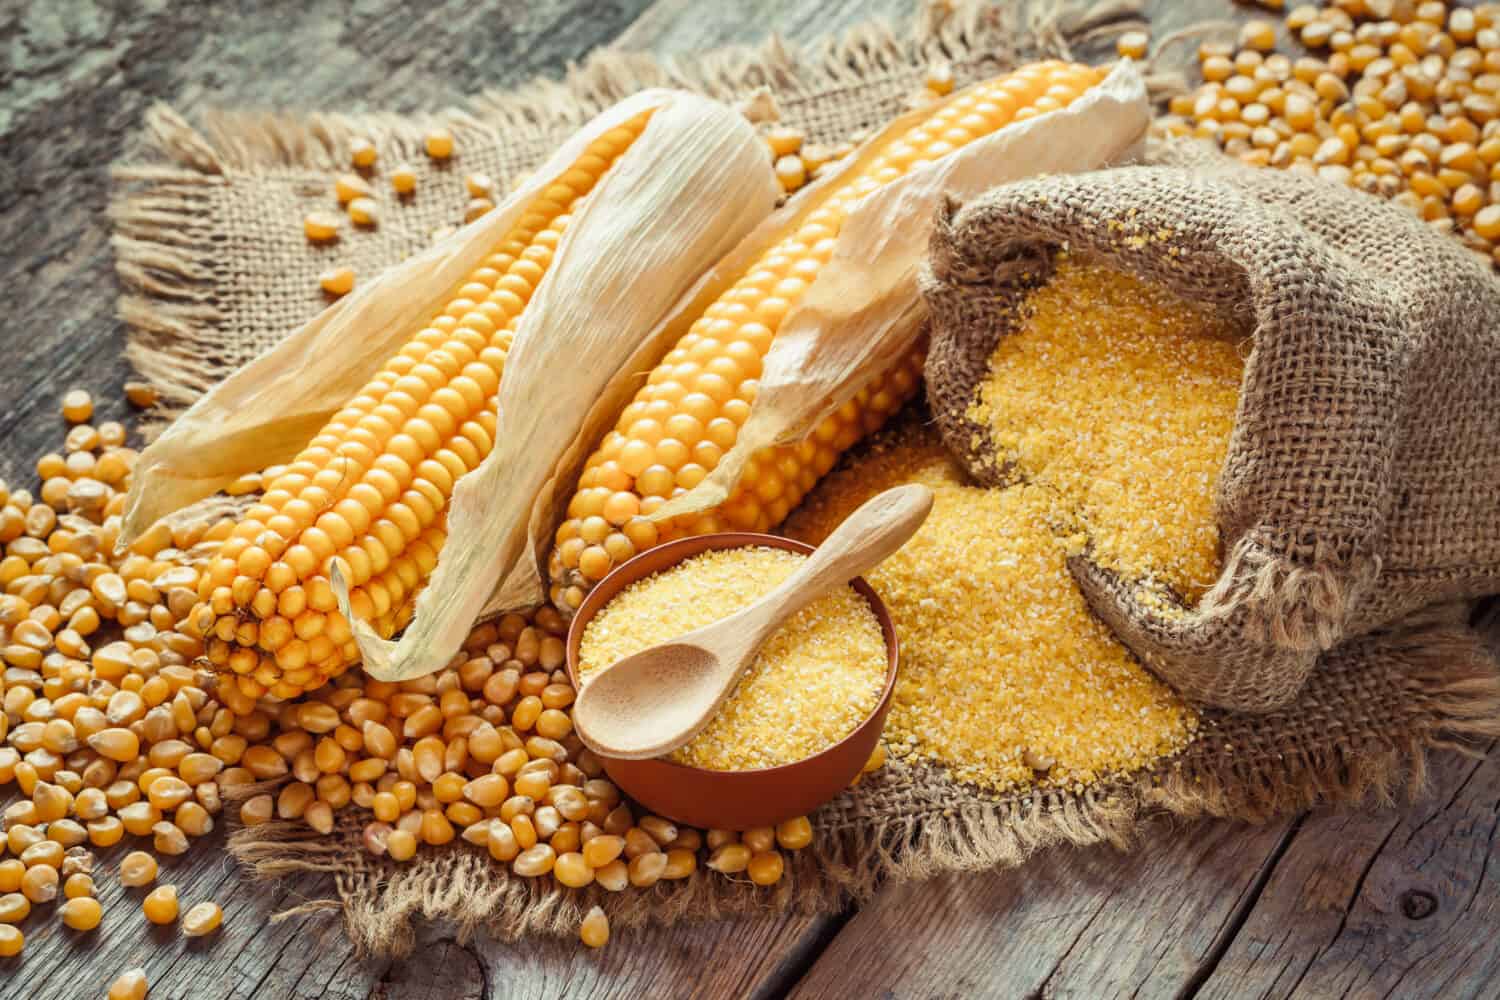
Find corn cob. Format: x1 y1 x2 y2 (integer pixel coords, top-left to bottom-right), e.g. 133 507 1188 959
192 111 655 702
549 61 1107 611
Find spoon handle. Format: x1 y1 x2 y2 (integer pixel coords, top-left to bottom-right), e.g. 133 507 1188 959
741 484 933 640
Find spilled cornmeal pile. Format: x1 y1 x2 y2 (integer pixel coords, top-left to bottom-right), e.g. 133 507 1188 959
577 546 886 770
787 258 1247 793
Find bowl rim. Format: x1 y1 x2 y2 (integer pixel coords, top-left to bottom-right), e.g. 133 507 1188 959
564 530 900 779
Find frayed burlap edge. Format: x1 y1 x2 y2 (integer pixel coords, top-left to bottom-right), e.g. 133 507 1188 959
227 604 1499 956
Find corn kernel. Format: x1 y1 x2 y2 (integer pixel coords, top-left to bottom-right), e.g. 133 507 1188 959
60 895 102 931
61 390 94 423
747 851 784 886
108 969 149 1000
425 128 455 160
391 165 418 194
350 138 378 169
579 905 609 948
182 900 223 936
1116 30 1149 60
304 211 341 242
319 267 356 297
118 850 158 887
144 884 179 924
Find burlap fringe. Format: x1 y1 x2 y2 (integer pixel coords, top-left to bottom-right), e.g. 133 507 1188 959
1151 608 1500 823
108 165 232 432
1196 535 1382 652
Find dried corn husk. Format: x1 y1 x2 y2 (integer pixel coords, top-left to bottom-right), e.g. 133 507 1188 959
118 89 779 679
649 61 1150 525
330 94 777 681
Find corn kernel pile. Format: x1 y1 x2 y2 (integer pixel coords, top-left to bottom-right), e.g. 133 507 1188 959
577 546 887 770
1157 0 1500 265
0 391 820 970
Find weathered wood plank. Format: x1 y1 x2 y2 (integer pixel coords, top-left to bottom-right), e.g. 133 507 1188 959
1195 745 1500 1000
2 826 359 1000
786 817 1297 1000
612 0 913 54
363 910 836 1000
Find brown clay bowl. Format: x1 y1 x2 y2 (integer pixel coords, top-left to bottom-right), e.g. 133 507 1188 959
565 531 899 830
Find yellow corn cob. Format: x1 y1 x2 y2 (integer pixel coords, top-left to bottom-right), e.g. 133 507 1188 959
193 111 655 703
549 61 1107 611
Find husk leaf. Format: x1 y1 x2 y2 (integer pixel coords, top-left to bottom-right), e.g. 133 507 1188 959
649 60 1150 524
338 90 781 681
116 89 711 549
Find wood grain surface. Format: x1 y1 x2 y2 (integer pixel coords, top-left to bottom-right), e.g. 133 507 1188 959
1 0 1494 997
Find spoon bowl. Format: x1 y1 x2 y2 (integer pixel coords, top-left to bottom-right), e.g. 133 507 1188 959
565 531 900 830
570 643 725 761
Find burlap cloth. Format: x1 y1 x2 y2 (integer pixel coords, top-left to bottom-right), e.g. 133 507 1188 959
110 0 1500 956
923 153 1500 713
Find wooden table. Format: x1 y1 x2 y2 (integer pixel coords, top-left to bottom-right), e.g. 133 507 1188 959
3 1 1497 996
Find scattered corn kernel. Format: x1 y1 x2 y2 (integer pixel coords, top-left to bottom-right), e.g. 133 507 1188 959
143 885 179 924
108 969 149 1000
579 905 609 948
924 61 955 95
119 850 158 887
180 899 220 941
334 174 374 204
350 138 378 169
347 197 378 226
0 894 30 923
391 164 418 194
319 266 356 297
62 390 94 424
774 154 807 192
775 815 813 850
1116 30 1149 59
746 851 784 886
424 127 455 160
60 895 103 931
303 211 341 242
20 864 58 903
464 197 495 222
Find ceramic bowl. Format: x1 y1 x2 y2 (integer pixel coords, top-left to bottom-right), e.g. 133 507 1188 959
565 532 898 830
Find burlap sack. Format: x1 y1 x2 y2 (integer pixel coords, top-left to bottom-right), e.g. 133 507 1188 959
110 2 1500 956
923 153 1500 713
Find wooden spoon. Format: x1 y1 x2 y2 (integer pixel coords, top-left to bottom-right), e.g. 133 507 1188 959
572 483 933 761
